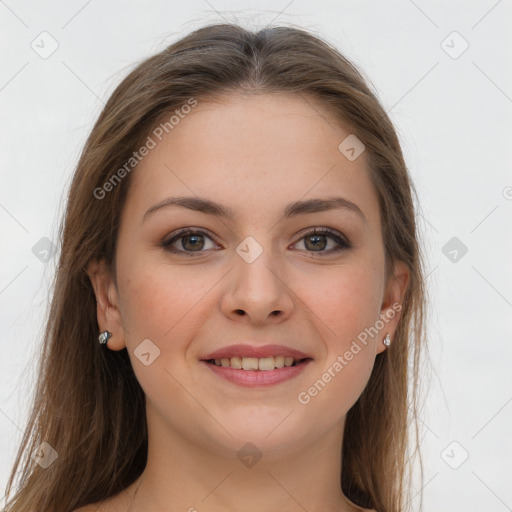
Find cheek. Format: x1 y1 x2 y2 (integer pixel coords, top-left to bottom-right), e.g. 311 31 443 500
292 260 383 409
299 262 383 346
118 254 216 335
117 259 218 393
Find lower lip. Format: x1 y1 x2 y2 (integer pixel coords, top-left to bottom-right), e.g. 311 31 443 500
201 359 312 387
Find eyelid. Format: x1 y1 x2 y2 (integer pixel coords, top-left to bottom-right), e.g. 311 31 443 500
162 226 219 242
161 227 222 252
291 227 351 253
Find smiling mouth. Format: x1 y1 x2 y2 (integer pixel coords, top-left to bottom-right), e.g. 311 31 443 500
204 356 311 371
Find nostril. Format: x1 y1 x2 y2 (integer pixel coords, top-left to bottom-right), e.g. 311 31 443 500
235 309 245 316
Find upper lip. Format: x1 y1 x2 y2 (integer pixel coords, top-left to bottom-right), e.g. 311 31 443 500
200 344 313 360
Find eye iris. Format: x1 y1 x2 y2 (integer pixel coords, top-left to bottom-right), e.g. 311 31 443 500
182 234 204 251
305 234 327 251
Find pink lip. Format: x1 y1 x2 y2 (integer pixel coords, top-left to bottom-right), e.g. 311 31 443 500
202 359 312 387
200 344 312 360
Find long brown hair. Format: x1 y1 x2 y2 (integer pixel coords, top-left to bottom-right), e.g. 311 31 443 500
4 23 428 512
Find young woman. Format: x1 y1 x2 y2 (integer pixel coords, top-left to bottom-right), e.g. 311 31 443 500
4 23 427 512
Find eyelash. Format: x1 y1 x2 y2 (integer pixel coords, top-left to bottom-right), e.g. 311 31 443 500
161 227 351 257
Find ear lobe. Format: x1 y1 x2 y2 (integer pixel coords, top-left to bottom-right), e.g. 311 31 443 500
376 261 410 354
86 258 127 351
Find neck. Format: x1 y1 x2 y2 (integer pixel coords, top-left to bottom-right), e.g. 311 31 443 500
118 403 360 512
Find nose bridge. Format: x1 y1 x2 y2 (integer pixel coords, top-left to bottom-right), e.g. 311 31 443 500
221 235 293 323
234 236 283 299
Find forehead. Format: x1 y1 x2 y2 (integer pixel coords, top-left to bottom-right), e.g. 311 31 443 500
124 92 381 228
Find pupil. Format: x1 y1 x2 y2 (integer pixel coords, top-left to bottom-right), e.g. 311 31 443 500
305 234 326 251
182 234 204 251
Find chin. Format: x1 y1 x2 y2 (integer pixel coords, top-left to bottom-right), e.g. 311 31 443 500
208 410 313 455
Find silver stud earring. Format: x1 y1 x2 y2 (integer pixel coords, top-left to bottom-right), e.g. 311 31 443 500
383 333 391 347
98 331 112 345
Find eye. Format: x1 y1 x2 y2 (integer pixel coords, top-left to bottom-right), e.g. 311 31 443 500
161 227 350 256
292 227 351 254
161 228 220 255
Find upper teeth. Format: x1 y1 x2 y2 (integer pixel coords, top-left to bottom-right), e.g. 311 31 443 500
212 356 297 371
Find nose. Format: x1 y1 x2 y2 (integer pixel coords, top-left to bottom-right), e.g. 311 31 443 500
220 248 294 325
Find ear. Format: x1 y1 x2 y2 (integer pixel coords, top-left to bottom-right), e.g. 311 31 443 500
86 258 127 351
375 260 410 355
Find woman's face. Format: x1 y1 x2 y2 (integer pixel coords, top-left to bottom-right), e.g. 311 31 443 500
91 92 408 458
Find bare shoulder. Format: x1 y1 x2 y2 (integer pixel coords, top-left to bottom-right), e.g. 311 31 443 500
71 488 133 512
345 500 377 512
341 492 377 512
72 505 110 512
71 498 119 512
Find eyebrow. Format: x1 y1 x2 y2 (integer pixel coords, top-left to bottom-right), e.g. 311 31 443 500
143 196 366 223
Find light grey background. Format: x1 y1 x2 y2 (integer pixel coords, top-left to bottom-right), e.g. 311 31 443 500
1 1 511 510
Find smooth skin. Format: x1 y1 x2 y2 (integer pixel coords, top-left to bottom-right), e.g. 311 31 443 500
84 92 409 512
